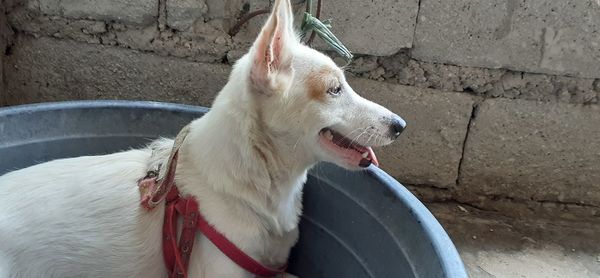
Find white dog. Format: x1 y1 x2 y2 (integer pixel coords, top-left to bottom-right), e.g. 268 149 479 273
0 0 405 277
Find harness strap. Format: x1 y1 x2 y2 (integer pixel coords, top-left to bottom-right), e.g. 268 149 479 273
161 187 286 278
138 124 287 278
196 206 287 277
140 124 191 210
163 185 198 278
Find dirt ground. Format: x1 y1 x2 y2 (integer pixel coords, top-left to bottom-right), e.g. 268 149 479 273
428 203 600 278
460 245 599 278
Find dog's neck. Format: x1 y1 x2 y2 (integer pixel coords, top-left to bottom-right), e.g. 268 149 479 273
176 80 314 236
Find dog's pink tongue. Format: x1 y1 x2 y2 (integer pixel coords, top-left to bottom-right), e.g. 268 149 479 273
368 147 379 167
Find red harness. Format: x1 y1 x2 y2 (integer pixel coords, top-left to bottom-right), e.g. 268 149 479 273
138 146 286 278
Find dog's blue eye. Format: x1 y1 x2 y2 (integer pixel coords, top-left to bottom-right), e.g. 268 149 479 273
327 86 342 96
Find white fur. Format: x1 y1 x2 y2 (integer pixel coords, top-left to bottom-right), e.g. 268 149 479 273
0 0 403 277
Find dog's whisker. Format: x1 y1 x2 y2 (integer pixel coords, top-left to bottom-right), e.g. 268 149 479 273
365 133 376 147
348 127 370 147
292 135 303 150
344 127 367 141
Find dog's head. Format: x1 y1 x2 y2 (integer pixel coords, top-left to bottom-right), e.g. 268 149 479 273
231 0 405 170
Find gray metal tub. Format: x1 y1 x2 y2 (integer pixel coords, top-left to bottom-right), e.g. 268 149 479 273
0 101 467 278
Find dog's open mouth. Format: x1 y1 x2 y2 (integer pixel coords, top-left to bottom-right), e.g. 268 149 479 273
318 128 379 168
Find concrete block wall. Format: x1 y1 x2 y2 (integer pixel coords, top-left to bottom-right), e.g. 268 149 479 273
2 0 600 220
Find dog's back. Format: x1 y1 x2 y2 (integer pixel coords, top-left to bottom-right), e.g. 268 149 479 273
0 148 166 278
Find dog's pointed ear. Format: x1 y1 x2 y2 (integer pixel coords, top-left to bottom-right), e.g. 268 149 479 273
249 0 296 94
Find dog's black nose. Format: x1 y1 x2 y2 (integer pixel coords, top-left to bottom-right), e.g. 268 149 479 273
390 116 406 139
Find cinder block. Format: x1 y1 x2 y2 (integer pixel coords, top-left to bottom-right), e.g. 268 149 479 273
349 77 475 188
167 0 208 31
459 98 600 205
5 37 230 107
317 0 419 56
28 0 158 25
412 0 600 78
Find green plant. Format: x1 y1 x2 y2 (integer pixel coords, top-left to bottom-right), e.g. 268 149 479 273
300 0 353 62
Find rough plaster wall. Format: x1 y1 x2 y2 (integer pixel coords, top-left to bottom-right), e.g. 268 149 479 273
3 0 600 220
0 1 9 105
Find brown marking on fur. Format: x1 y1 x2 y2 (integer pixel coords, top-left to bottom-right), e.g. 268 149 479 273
307 67 339 102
